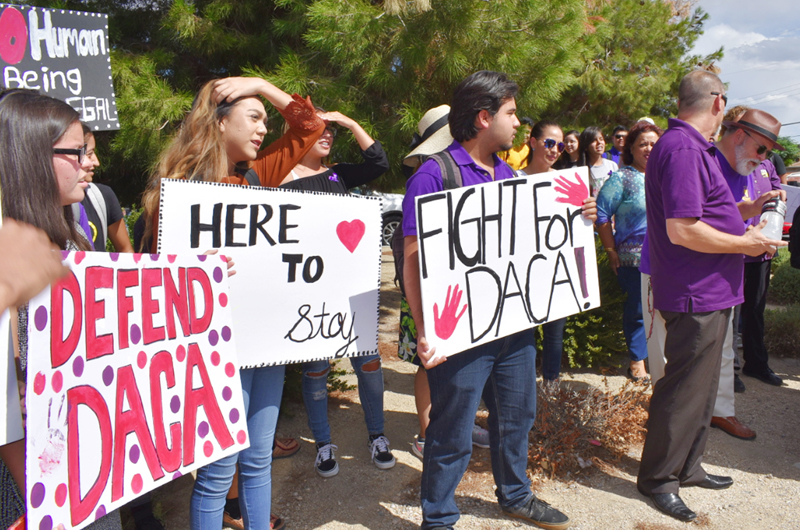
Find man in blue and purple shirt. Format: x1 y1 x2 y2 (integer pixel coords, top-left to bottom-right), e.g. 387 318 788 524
402 71 571 530
637 70 785 522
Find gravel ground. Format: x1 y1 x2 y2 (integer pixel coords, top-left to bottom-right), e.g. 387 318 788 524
143 251 800 530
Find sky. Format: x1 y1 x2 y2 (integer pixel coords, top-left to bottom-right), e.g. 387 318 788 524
692 0 800 143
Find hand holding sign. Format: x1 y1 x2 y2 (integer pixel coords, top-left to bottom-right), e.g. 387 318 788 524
433 284 468 341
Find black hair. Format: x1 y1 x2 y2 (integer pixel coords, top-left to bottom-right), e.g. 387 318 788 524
612 125 627 135
577 126 605 167
449 71 519 143
526 120 561 164
621 121 663 166
520 117 534 128
554 129 580 169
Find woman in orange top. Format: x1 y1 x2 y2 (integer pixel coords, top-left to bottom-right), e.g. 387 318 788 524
140 77 324 530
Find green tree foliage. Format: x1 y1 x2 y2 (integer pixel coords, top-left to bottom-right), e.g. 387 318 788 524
776 136 800 166
541 0 722 130
28 0 719 200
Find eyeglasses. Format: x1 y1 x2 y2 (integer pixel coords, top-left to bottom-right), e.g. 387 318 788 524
614 134 627 140
323 125 337 139
543 138 565 152
53 144 87 164
740 128 772 157
710 91 728 106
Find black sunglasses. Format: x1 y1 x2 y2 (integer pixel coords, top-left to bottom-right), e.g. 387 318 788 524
543 138 565 152
740 128 772 157
710 91 728 106
53 144 87 164
614 134 627 140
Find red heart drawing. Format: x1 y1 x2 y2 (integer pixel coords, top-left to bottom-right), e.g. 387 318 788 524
336 220 365 253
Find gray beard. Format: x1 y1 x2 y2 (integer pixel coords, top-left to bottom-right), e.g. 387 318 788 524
733 143 760 176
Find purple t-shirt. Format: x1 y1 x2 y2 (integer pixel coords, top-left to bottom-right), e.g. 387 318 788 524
719 155 782 263
402 141 516 236
645 118 745 313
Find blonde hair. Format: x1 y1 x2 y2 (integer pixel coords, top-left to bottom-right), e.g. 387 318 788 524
141 80 259 245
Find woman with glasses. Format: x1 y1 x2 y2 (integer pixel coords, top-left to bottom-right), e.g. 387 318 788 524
279 110 393 478
140 76 326 530
577 126 618 196
596 120 663 382
517 120 597 386
0 89 121 530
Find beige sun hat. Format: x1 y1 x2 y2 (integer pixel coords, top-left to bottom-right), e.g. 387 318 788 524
403 104 454 169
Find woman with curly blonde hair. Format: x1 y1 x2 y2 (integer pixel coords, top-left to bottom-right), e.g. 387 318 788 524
140 76 324 530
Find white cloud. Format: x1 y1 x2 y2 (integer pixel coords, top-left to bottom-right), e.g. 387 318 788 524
693 2 800 137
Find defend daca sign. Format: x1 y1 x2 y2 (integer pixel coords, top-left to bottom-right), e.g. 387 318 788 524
0 4 119 130
415 167 602 357
25 252 247 530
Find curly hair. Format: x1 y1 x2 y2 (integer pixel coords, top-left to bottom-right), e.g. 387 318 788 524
621 121 664 167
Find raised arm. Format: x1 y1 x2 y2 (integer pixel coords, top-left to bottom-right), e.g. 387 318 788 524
212 77 293 111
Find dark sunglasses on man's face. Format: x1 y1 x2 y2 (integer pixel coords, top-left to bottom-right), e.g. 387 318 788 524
740 128 772 157
53 144 87 164
543 138 565 152
615 134 627 140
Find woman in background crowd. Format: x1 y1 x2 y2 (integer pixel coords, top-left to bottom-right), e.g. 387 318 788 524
596 120 663 381
518 120 597 385
0 89 121 530
555 129 580 169
578 126 618 196
280 109 394 478
140 76 325 530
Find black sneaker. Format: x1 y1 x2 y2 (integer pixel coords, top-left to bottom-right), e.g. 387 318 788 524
502 495 570 530
734 374 746 393
315 442 339 477
368 434 396 470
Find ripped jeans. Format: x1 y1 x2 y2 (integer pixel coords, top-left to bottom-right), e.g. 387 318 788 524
302 354 385 443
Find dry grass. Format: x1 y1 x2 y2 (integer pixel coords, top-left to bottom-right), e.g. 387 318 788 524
530 378 650 479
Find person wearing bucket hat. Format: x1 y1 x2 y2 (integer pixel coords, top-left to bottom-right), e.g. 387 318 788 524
402 105 455 177
718 108 787 388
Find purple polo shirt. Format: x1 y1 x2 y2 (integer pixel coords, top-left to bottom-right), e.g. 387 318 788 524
719 155 782 263
402 141 516 236
645 118 744 313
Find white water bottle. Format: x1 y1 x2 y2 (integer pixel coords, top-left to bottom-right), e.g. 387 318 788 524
759 198 786 242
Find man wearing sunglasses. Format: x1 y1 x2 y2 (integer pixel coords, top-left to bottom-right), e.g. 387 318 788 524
637 70 786 523
603 125 627 165
716 108 787 390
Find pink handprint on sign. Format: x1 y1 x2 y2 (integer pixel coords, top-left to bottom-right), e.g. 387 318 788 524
554 173 589 207
433 284 468 340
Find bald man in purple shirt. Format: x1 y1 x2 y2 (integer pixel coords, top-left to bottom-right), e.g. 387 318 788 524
636 70 785 522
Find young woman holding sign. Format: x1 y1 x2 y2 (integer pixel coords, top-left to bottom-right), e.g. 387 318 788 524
280 109 394 477
140 77 326 530
517 120 597 386
0 89 121 530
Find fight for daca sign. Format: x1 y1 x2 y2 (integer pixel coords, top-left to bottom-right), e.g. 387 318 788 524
415 167 601 357
0 4 119 130
158 180 382 367
25 251 247 530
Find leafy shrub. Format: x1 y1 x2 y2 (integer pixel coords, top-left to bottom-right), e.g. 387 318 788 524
768 258 800 305
534 237 627 368
764 305 800 358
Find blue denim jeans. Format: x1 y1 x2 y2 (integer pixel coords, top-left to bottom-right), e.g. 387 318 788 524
190 365 285 530
539 318 566 381
421 330 537 529
617 266 647 362
302 354 384 442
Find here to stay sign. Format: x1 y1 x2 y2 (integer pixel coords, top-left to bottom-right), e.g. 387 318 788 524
158 180 382 368
415 167 601 357
25 251 247 530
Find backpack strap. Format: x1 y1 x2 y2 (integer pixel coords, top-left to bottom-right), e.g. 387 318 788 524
237 167 262 187
427 150 462 191
85 184 108 241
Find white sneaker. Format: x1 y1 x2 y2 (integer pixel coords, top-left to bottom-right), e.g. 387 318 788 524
368 435 396 470
315 442 339 478
472 424 490 449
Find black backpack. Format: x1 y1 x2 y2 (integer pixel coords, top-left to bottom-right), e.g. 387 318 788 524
392 150 462 295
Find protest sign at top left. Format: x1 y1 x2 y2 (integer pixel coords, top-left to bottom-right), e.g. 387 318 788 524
0 4 119 130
